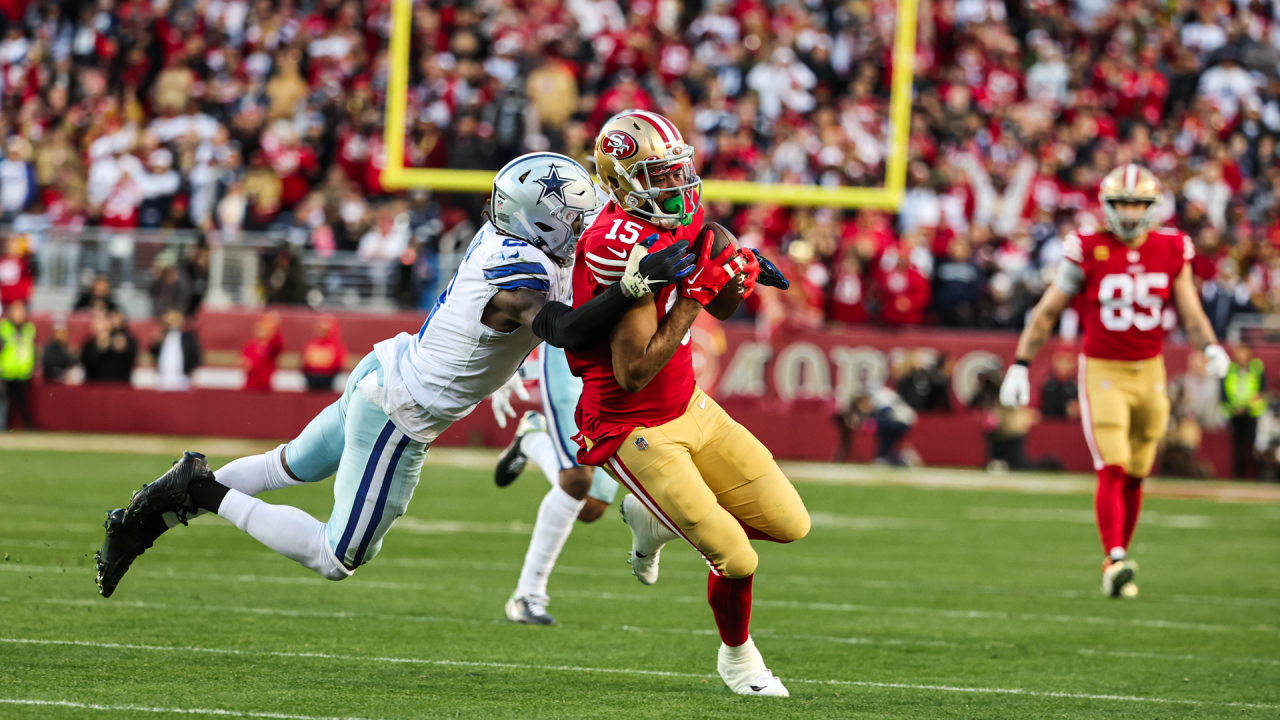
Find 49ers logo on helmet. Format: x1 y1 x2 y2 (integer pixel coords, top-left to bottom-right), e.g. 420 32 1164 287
602 131 638 159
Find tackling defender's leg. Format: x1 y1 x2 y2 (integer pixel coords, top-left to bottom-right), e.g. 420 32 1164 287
98 353 427 596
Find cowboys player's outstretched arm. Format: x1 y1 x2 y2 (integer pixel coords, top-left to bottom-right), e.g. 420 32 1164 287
482 240 695 352
610 293 703 394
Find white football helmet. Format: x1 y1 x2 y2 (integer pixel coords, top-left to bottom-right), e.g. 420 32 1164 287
490 153 601 266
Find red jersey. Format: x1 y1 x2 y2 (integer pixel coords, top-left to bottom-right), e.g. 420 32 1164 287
567 201 704 465
1063 227 1194 362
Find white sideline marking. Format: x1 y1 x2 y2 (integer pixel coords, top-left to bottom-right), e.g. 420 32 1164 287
0 698 377 719
10 563 1275 635
392 518 533 535
3 638 1276 710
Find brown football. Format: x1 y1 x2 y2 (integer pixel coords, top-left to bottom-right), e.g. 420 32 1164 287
701 222 743 321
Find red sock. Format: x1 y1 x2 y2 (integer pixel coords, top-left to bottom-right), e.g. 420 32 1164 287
707 572 753 647
736 517 788 543
1094 464 1127 556
1121 474 1144 549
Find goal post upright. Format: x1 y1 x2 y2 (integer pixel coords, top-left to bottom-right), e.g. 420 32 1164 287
380 0 919 211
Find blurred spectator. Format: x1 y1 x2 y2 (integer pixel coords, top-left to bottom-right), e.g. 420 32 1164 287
358 207 411 263
876 249 931 326
1173 349 1225 432
1222 345 1267 479
302 316 347 392
843 387 920 467
1201 259 1256 342
182 240 211 316
0 137 34 219
972 367 1062 472
827 250 869 324
263 244 308 305
896 351 951 413
0 299 35 430
149 255 189 318
242 314 284 392
81 311 138 383
1040 352 1079 420
73 275 120 315
1183 162 1232 230
41 316 76 383
0 235 34 307
933 237 982 327
150 308 202 392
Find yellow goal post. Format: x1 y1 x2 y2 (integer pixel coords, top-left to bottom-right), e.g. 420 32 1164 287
381 0 918 210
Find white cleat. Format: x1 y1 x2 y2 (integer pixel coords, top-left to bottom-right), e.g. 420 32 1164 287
718 637 789 697
505 594 556 625
1101 559 1138 598
620 493 676 585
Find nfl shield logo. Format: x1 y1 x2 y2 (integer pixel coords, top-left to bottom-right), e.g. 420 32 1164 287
634 437 649 451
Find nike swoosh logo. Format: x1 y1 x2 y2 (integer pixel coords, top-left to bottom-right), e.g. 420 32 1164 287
607 247 628 258
750 686 766 692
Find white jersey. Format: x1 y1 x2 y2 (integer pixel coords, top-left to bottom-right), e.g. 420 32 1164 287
370 222 572 443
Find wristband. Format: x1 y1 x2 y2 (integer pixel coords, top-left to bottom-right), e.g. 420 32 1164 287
1014 359 1030 368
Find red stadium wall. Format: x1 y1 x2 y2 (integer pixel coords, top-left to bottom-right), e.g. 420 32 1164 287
33 309 1268 476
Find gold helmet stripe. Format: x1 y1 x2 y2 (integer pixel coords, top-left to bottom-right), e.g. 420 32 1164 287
1125 163 1137 192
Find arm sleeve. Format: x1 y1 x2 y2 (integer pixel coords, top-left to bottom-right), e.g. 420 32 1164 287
1052 259 1085 296
531 282 632 352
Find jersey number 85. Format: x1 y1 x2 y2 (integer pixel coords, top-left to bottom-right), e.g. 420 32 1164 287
1099 272 1168 333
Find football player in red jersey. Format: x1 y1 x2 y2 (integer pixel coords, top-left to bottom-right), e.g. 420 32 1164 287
568 110 808 696
1000 164 1230 598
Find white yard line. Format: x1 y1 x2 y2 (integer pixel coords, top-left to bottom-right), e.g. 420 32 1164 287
2 638 1275 710
8 563 1275 635
0 698 379 720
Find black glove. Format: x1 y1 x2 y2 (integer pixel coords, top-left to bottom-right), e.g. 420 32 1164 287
751 248 790 290
619 235 696 298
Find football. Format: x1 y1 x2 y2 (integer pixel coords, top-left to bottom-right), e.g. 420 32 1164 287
701 221 744 321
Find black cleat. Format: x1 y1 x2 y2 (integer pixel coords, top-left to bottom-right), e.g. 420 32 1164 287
494 412 546 487
95 508 153 598
122 451 213 529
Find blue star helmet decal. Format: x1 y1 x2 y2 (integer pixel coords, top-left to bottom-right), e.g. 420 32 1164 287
534 165 570 206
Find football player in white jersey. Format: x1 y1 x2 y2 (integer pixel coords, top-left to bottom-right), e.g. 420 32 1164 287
94 153 695 597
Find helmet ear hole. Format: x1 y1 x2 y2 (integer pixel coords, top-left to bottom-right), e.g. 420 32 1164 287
608 176 620 189
533 221 555 233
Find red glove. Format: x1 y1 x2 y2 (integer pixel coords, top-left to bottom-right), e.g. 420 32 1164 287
680 226 750 306
736 247 761 297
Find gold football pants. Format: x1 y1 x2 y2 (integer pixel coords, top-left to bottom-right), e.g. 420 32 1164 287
603 386 810 578
1079 355 1170 478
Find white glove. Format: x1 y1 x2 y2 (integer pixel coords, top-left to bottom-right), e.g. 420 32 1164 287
1204 343 1230 379
490 372 531 429
1000 363 1031 408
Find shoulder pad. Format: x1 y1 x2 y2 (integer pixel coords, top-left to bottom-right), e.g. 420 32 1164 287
1062 231 1085 264
483 242 552 294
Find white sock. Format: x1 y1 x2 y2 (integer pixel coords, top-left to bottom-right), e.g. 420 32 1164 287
216 488 351 581
520 432 565 485
514 484 585 602
215 445 300 495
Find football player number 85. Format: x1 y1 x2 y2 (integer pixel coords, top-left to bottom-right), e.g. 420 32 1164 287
1098 272 1168 332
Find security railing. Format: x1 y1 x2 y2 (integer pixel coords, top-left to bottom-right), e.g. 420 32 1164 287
22 227 460 316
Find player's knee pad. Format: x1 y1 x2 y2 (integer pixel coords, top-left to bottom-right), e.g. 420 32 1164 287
773 510 811 543
718 545 759 579
1090 422 1131 469
1127 440 1159 478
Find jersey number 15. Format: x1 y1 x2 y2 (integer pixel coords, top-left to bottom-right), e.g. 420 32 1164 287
1098 272 1168 332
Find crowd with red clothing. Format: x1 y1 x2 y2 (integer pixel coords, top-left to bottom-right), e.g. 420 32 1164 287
0 0 1278 331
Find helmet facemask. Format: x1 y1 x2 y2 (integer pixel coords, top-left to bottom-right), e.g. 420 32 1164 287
1103 197 1158 241
607 144 702 229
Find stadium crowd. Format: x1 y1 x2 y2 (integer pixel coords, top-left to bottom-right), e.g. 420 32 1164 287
0 0 1276 335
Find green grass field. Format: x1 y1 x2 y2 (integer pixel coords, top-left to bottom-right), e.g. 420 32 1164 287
1 444 1278 719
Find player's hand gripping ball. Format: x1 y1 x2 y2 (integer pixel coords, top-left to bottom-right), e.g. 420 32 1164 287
680 222 754 314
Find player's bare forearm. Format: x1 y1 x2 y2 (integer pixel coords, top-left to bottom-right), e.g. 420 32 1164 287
1173 265 1218 349
1015 286 1072 363
611 295 702 393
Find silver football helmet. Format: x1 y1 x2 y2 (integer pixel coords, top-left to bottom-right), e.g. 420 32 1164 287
490 153 601 266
